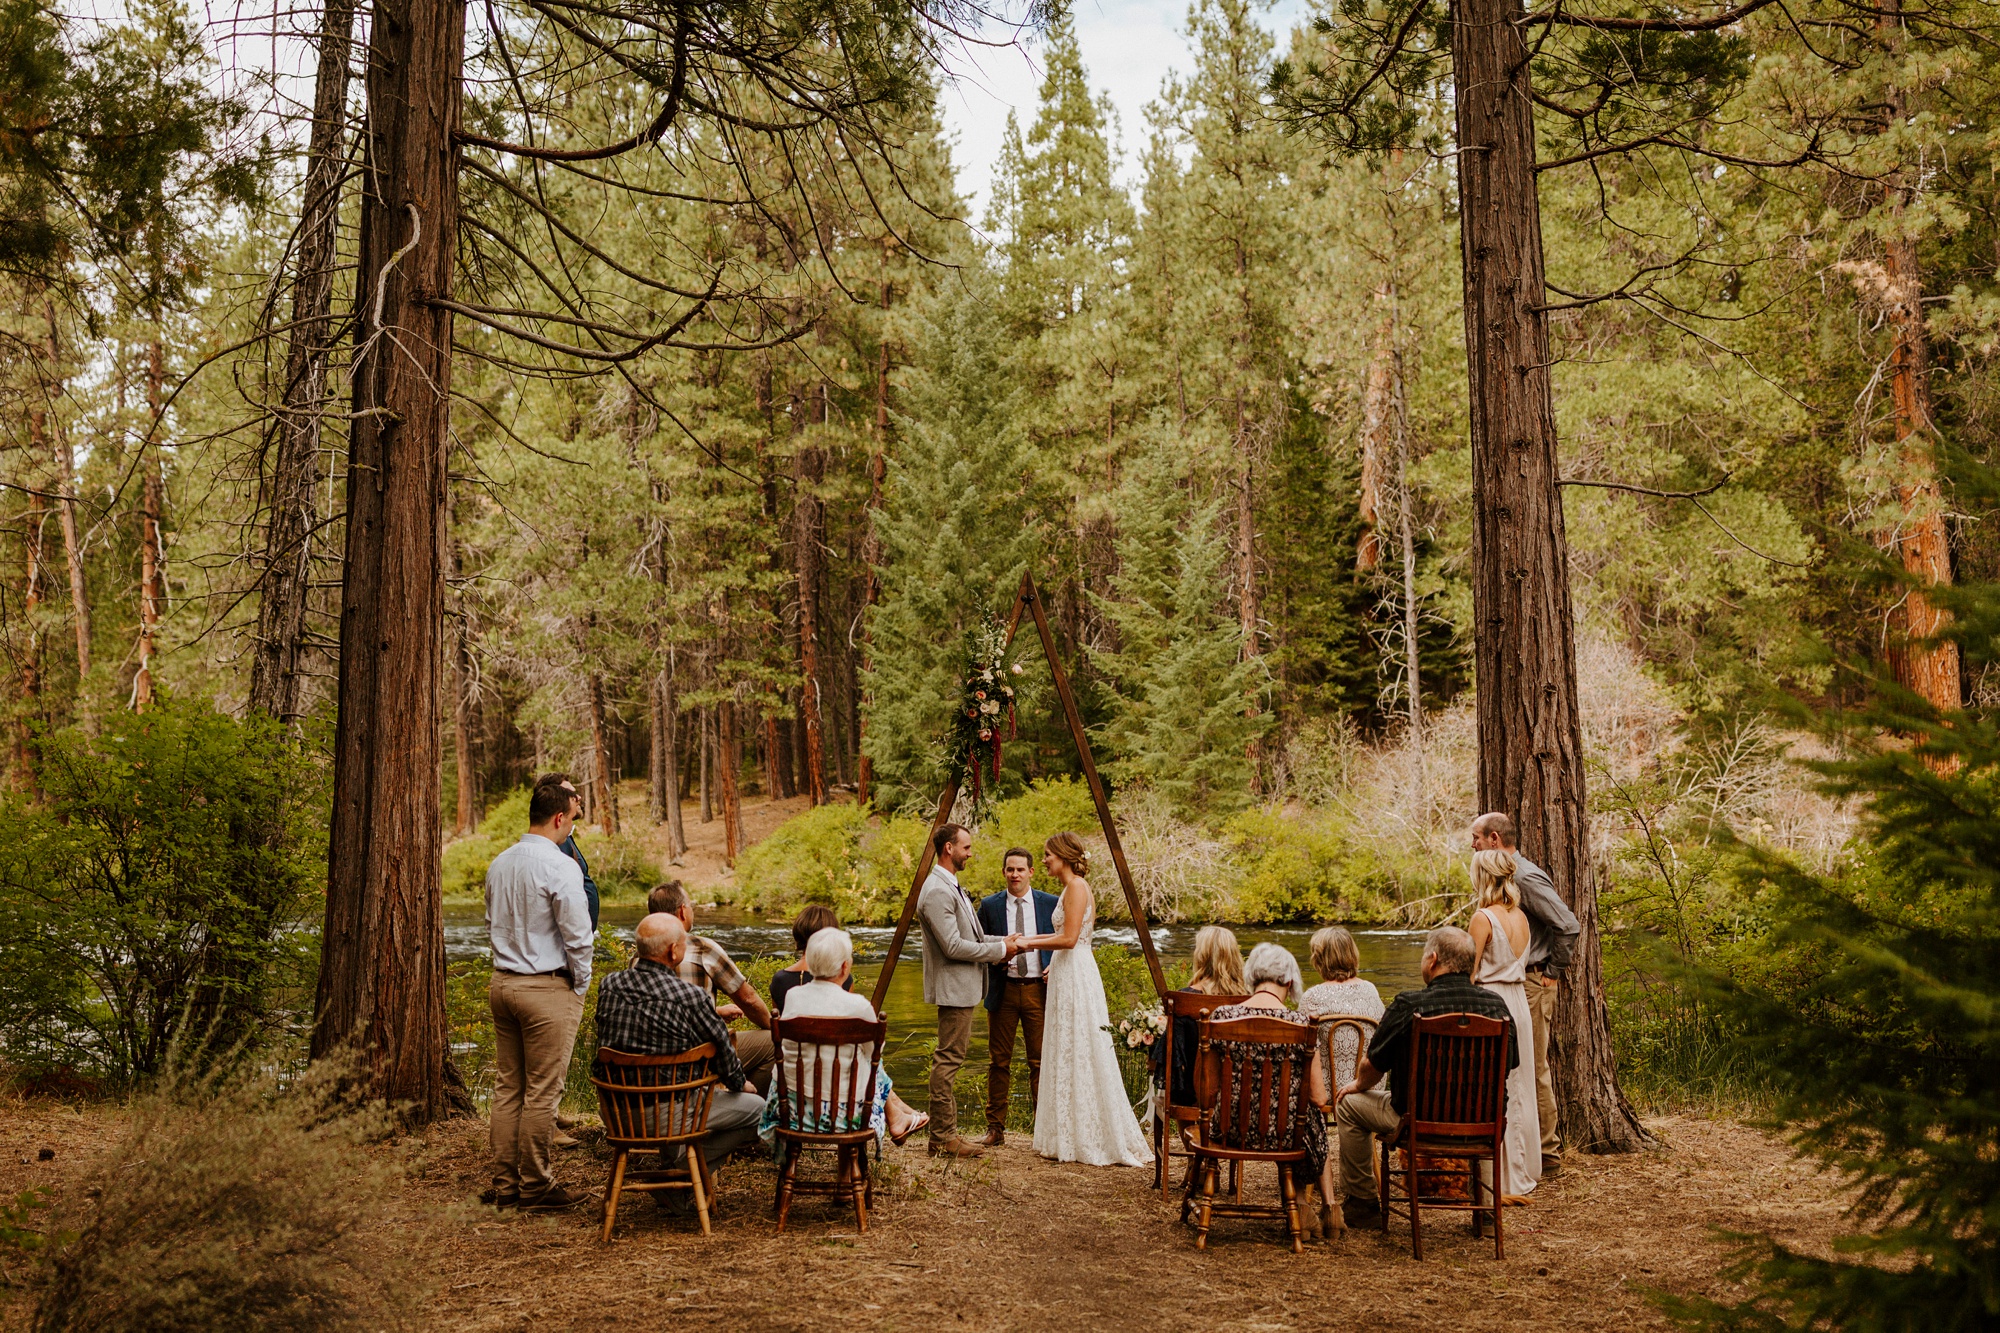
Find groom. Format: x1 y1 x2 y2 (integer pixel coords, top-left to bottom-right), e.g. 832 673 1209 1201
918 823 1021 1159
977 847 1056 1146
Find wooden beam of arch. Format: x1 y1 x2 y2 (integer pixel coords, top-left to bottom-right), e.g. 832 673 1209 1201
868 571 1168 1012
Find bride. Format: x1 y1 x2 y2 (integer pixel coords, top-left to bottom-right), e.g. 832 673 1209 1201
1014 832 1155 1167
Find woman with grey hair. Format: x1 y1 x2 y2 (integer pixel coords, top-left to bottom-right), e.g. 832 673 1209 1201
1210 943 1333 1238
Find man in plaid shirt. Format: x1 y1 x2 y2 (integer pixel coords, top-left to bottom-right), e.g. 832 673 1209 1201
595 914 766 1167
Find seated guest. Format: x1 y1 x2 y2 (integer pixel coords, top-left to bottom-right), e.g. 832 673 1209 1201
647 880 775 1094
767 908 929 1143
760 928 927 1146
594 914 765 1171
771 903 841 1016
1154 925 1249 1106
1332 925 1517 1230
1210 943 1333 1236
1301 926 1385 1089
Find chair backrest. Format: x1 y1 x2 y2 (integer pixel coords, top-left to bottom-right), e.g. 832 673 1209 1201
771 1014 887 1136
592 1044 719 1146
1401 1012 1511 1139
1312 1015 1378 1093
1163 990 1250 1115
1193 1015 1318 1154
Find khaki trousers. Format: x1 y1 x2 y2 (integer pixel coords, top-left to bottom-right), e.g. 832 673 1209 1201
735 1029 775 1097
1335 1088 1399 1202
489 972 584 1196
985 978 1047 1131
1526 975 1561 1160
929 1005 976 1142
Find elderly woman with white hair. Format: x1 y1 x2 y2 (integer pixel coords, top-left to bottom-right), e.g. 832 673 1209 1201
757 927 927 1147
1210 942 1336 1238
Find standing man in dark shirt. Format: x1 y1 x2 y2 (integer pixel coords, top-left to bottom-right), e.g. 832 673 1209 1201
1471 812 1578 1175
1331 925 1516 1229
534 773 600 931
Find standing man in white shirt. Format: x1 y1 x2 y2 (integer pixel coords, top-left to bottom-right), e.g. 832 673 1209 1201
978 847 1057 1146
483 779 595 1211
917 823 1021 1159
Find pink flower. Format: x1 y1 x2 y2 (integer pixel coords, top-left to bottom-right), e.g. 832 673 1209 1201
979 730 992 741
975 690 987 699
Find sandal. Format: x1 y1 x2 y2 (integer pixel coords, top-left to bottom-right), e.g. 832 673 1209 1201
888 1112 931 1146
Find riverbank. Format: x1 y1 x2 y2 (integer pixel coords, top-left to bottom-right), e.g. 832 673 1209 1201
0 1096 1842 1330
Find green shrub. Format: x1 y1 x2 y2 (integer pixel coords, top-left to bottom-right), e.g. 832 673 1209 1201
962 777 1098 899
0 701 323 1086
735 801 929 924
441 788 530 901
1221 807 1403 923
32 1059 423 1332
578 829 661 902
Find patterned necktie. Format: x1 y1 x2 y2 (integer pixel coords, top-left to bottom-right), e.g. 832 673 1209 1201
1013 897 1026 978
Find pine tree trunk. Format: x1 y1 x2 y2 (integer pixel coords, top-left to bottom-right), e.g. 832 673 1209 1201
795 409 828 806
312 0 466 1123
719 698 741 862
655 664 686 856
17 475 43 784
133 340 166 712
1452 0 1648 1153
1882 241 1958 711
1357 305 1393 572
35 305 88 681
700 705 713 823
857 276 890 806
247 0 355 724
589 672 619 834
450 538 478 837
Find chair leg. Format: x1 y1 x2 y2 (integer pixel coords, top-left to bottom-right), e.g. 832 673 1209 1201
775 1146 799 1233
1195 1159 1217 1251
688 1145 712 1237
1470 1157 1484 1238
1155 1114 1168 1196
1280 1167 1301 1254
600 1149 628 1243
1492 1143 1506 1261
849 1148 870 1234
1409 1156 1424 1261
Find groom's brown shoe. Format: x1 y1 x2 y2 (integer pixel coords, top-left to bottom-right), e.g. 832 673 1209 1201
979 1128 1005 1148
928 1136 985 1159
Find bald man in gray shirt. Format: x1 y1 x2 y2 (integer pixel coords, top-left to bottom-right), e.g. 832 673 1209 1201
1472 812 1579 1175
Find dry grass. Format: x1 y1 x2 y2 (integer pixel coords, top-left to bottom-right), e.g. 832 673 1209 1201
2 1093 1855 1332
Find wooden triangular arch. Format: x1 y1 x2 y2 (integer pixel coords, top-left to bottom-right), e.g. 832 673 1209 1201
868 571 1168 1011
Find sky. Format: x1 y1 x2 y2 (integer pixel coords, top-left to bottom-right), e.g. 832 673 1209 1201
935 0 1312 219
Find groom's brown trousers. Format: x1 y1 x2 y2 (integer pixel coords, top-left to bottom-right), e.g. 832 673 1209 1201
986 978 1046 1131
930 1006 977 1142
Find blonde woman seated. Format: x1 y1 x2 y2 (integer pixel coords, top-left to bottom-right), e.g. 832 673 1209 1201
757 928 928 1147
1300 926 1385 1090
1469 848 1542 1196
1210 943 1335 1238
1154 926 1248 1105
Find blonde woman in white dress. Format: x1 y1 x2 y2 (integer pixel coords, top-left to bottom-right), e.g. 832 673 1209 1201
1013 832 1155 1167
1468 848 1542 1197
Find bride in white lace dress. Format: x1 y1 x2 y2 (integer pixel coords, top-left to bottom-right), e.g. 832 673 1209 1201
1015 833 1155 1167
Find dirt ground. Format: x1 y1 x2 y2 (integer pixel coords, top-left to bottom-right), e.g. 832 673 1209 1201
0 1095 1847 1332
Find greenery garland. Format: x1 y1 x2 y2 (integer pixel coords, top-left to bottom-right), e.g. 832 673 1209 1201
943 615 1021 816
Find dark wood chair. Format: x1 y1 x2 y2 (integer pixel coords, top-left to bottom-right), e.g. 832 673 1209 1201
1153 990 1249 1198
591 1044 722 1240
1377 1012 1513 1260
1183 1014 1322 1253
770 1013 887 1233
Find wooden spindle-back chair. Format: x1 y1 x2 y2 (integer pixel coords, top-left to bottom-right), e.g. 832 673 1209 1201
1378 1012 1513 1259
770 1013 888 1233
1184 1015 1322 1253
1154 990 1249 1198
591 1044 722 1240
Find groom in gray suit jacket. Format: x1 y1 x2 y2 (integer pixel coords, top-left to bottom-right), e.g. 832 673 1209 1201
918 823 1020 1158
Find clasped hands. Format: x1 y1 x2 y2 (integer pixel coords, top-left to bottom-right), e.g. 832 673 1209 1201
1000 934 1034 959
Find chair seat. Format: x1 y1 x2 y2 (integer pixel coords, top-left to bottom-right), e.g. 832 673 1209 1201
1190 1143 1310 1164
774 1127 875 1147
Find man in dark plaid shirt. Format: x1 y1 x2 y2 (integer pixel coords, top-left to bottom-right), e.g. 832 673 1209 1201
594 915 765 1165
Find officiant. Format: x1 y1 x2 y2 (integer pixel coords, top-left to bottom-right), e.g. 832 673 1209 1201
979 847 1057 1147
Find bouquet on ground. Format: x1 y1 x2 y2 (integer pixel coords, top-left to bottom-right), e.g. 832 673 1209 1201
943 615 1022 814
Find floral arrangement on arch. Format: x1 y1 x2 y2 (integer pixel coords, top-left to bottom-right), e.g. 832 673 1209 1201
944 614 1023 813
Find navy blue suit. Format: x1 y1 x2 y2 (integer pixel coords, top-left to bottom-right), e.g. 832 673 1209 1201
978 889 1057 1012
559 833 599 932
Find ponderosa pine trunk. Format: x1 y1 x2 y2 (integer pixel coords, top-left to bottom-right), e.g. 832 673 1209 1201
795 402 828 806
1452 0 1648 1153
589 671 619 833
133 339 166 712
312 0 466 1123
856 270 891 806
43 305 89 681
247 0 356 724
719 698 741 862
450 539 479 836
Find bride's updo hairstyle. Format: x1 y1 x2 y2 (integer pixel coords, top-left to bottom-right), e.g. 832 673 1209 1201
1044 832 1089 876
1471 848 1520 909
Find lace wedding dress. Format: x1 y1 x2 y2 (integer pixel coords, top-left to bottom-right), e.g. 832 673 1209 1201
1474 905 1542 1197
1032 895 1155 1167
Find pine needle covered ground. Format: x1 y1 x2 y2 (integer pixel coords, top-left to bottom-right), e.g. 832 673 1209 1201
0 1098 1850 1331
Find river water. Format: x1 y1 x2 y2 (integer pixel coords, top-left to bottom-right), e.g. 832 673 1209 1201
443 905 1429 1091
